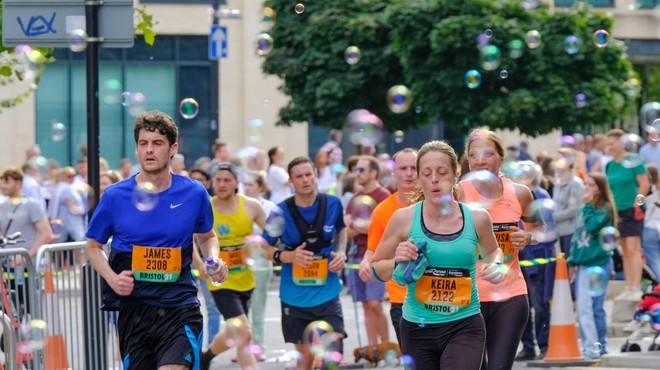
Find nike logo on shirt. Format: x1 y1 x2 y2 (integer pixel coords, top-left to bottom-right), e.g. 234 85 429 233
170 203 183 209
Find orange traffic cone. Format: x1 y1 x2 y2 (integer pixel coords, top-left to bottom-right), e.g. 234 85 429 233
42 267 69 370
543 253 582 361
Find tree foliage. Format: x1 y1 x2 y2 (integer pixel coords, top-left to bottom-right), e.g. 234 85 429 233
262 0 638 136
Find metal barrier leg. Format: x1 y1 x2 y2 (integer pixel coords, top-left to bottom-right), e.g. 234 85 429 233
2 312 16 370
82 263 107 370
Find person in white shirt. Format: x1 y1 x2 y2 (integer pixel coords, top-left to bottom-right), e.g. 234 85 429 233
639 133 660 169
266 146 291 203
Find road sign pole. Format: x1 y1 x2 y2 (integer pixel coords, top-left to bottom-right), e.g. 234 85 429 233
83 1 105 369
210 0 225 144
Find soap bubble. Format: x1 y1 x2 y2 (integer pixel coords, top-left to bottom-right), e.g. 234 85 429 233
386 85 412 113
593 29 609 47
294 3 305 14
479 45 502 71
256 33 274 56
69 29 88 52
525 30 542 49
599 226 620 252
345 109 384 146
225 317 247 347
464 70 482 89
394 130 405 144
132 182 159 211
264 207 286 237
51 122 66 142
351 195 378 221
586 266 607 297
564 35 581 55
179 98 200 119
344 46 361 65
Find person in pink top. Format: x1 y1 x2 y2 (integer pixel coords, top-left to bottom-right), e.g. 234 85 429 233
458 128 543 370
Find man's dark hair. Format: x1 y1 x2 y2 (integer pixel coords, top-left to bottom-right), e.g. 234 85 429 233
1 167 23 182
212 141 228 153
189 168 211 181
360 155 381 177
287 156 315 176
133 111 178 146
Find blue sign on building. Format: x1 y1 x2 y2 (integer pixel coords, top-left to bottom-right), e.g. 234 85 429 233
209 25 227 60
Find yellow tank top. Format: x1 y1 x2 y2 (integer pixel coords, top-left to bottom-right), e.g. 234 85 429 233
208 195 255 292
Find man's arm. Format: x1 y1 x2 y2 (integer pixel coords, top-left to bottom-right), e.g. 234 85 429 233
196 230 219 260
86 238 134 296
333 227 347 256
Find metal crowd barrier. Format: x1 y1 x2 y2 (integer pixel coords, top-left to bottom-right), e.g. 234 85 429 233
0 248 40 370
0 242 120 370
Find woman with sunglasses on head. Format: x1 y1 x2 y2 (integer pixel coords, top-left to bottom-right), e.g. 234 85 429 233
458 128 543 369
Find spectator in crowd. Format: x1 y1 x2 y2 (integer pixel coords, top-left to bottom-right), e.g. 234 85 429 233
171 153 189 176
642 165 660 280
190 168 214 196
320 129 343 165
605 129 649 301
209 141 232 174
100 170 123 196
568 173 617 358
119 158 133 179
267 146 291 204
587 134 606 172
639 131 660 169
21 159 46 212
315 149 337 194
552 148 585 260
519 141 533 161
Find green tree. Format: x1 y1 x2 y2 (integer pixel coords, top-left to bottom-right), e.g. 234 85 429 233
263 0 638 136
262 0 426 131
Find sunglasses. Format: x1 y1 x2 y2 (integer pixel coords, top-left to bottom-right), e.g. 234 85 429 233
353 167 366 173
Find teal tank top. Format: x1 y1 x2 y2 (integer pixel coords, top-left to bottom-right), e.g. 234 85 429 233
402 202 481 324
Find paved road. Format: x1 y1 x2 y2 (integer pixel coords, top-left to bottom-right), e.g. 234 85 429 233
203 276 657 370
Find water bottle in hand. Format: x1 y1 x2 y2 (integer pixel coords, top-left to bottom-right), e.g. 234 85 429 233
206 257 223 287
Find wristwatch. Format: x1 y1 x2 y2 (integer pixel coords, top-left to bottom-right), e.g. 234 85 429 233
273 250 282 264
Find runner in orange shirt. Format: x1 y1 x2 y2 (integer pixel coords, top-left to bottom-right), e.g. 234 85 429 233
359 148 418 347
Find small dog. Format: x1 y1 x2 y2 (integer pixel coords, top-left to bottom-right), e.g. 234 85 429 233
354 342 401 366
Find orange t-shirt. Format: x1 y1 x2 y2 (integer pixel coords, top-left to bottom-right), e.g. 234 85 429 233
367 192 407 304
459 177 528 302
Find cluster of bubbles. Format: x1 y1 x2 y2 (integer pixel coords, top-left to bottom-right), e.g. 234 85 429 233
51 121 66 142
393 130 405 144
345 109 384 146
575 93 587 108
465 27 611 90
132 182 159 211
264 207 286 237
179 98 200 119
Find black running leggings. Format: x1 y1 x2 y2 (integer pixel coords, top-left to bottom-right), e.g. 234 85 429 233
400 313 485 369
480 295 529 370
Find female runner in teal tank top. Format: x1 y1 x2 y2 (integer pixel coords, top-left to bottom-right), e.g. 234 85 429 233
370 141 505 369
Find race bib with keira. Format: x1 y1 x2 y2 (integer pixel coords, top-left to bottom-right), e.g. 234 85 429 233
493 222 517 263
220 245 247 273
292 257 328 286
415 267 472 315
132 246 182 283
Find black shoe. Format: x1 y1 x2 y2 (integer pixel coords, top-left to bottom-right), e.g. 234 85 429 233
514 350 536 361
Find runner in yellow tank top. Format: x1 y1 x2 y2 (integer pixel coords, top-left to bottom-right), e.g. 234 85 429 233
458 129 544 370
197 164 266 370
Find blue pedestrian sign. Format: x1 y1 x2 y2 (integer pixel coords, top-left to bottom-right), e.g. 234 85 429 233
209 25 227 60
